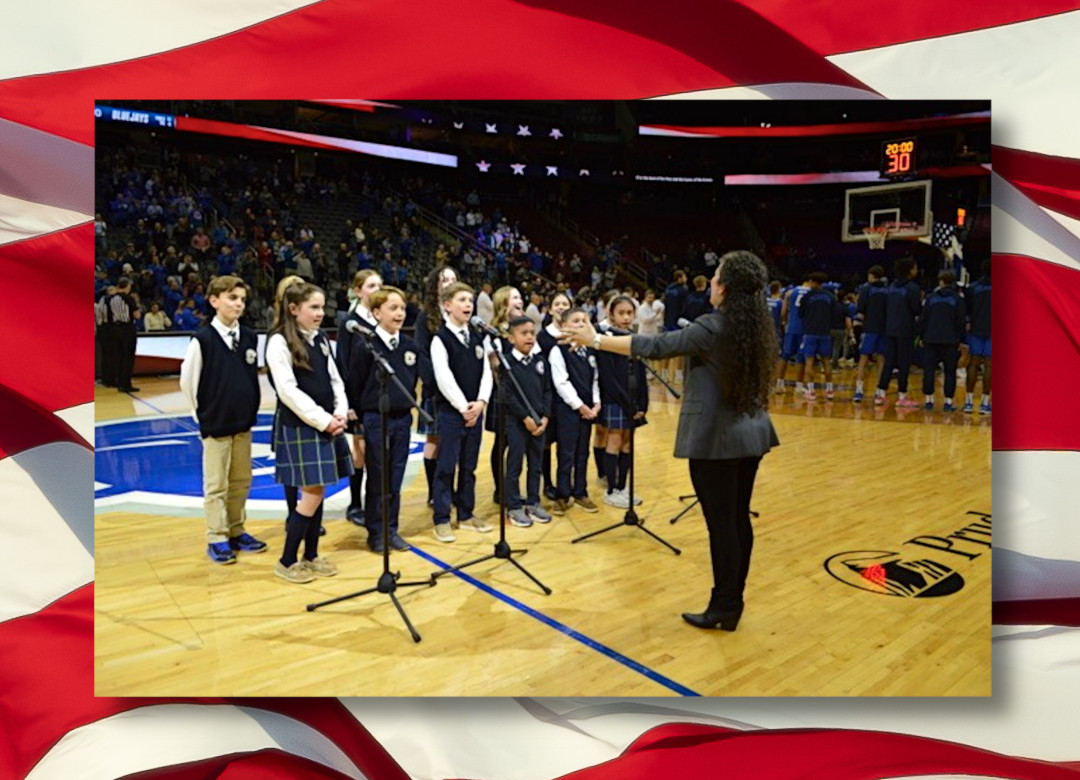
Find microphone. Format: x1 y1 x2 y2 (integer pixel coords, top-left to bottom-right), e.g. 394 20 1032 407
676 317 691 328
469 315 500 338
344 319 376 340
598 322 632 336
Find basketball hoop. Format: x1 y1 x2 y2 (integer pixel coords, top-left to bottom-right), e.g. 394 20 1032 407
863 226 889 250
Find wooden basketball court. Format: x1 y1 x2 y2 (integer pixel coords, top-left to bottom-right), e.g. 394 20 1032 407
94 367 991 697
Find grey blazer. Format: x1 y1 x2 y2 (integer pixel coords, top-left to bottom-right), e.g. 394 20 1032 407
631 311 779 460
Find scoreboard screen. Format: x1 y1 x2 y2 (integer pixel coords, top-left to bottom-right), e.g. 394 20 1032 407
882 137 916 177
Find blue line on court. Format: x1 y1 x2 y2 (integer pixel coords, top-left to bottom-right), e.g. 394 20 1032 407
109 396 699 694
406 544 701 696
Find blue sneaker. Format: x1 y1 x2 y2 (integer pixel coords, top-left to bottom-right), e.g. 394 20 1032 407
207 542 237 564
943 400 956 412
979 401 992 415
852 391 863 403
924 400 934 411
962 400 974 413
228 533 267 553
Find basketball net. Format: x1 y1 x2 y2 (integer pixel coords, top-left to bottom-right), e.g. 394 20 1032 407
863 226 889 250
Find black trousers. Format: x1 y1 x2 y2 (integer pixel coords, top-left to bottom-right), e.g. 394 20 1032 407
114 326 137 389
505 418 543 510
922 343 959 399
98 325 117 384
688 456 762 611
877 335 913 393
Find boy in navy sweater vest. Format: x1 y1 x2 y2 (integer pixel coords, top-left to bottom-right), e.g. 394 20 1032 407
179 276 267 564
348 286 424 553
430 282 493 542
502 317 553 527
549 307 601 515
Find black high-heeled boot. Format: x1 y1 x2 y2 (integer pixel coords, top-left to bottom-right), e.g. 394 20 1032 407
681 590 742 630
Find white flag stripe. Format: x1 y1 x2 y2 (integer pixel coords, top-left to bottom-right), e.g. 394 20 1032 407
0 117 93 214
0 192 90 249
830 10 1080 160
345 658 1080 780
0 444 93 623
25 704 369 780
1043 205 1080 241
989 174 1080 268
0 0 321 81
650 83 880 101
344 698 619 780
54 402 94 447
995 451 1080 564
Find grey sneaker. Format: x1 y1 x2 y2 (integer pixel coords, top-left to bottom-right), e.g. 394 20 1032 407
526 504 552 523
275 560 316 584
508 508 533 527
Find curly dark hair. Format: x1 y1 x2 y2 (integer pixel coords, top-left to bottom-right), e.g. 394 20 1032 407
716 251 774 416
422 264 458 326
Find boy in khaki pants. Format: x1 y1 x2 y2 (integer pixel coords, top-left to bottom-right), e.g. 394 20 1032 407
180 275 267 563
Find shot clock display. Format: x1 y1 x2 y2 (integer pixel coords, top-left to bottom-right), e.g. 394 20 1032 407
882 137 916 177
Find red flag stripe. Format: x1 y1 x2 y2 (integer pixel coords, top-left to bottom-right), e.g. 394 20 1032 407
994 599 1080 627
0 225 93 414
559 723 1080 779
0 385 90 459
994 146 1080 222
991 254 1080 452
642 111 989 139
0 586 408 780
117 749 364 780
0 0 866 147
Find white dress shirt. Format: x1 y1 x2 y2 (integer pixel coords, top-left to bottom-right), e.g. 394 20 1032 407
179 317 243 421
266 328 348 432
430 321 493 413
548 345 600 411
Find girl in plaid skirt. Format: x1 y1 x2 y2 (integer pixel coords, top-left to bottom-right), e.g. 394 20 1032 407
266 282 354 584
595 296 648 509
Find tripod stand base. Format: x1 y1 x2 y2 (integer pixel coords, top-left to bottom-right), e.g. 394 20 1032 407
306 570 434 643
670 494 759 523
432 541 551 595
572 509 681 554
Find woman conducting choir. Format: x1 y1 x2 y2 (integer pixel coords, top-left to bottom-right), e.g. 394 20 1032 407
561 250 779 630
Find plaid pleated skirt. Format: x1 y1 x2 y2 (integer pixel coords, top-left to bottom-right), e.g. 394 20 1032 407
602 401 647 431
417 396 441 436
275 420 354 487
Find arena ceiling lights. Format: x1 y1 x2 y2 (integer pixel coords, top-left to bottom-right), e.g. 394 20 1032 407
94 104 458 168
638 110 990 139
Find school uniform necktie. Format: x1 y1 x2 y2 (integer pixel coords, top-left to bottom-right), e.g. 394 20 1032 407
522 355 532 366
460 330 470 348
230 330 239 352
389 337 398 350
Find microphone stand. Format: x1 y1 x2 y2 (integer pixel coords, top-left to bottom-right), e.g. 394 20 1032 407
572 327 680 554
639 355 681 400
432 333 551 595
307 333 436 643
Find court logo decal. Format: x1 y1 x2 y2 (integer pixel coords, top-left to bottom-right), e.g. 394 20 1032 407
824 550 964 597
824 511 990 598
95 411 423 513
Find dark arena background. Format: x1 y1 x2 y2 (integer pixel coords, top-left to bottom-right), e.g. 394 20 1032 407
94 100 991 697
